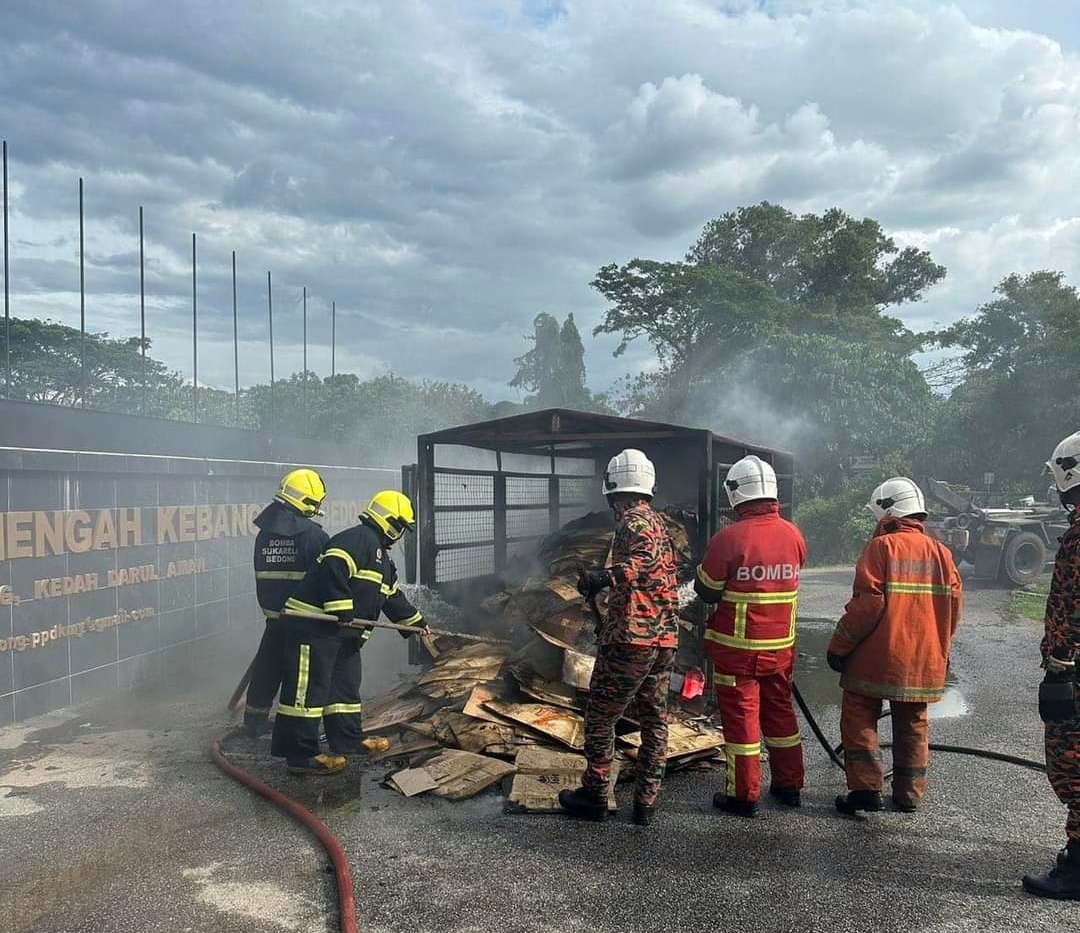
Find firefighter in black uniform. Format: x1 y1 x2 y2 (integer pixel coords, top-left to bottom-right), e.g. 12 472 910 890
244 469 330 738
271 490 426 775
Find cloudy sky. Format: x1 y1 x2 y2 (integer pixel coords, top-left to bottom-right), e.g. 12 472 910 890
3 0 1080 403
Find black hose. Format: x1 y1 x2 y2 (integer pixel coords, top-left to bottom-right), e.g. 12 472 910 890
791 682 1046 773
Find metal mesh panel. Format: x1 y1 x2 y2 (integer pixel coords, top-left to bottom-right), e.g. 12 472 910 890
558 476 592 506
435 509 494 545
435 472 493 507
506 507 551 540
435 545 495 581
506 475 550 506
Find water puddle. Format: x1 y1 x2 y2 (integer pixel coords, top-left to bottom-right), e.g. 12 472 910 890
796 618 969 720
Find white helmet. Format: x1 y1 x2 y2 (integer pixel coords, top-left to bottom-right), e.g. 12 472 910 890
603 449 656 498
1048 430 1080 493
867 477 926 520
724 455 777 507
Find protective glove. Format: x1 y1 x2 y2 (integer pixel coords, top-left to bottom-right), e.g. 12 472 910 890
577 569 614 599
335 611 355 627
826 652 847 674
399 617 428 640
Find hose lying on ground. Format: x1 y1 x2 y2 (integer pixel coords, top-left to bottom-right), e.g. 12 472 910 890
792 682 1046 773
211 730 359 933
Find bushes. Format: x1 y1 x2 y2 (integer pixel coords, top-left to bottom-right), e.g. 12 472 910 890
794 486 876 567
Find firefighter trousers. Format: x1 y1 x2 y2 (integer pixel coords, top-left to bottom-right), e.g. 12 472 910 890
270 622 364 761
243 618 284 729
582 643 676 807
840 691 929 806
714 668 804 803
1045 713 1080 844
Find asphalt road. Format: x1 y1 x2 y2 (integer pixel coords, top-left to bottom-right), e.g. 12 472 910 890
0 568 1074 933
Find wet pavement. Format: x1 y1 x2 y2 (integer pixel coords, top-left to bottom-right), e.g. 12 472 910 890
0 567 1074 932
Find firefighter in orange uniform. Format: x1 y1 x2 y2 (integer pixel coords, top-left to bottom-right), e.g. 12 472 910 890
828 477 962 815
695 456 807 817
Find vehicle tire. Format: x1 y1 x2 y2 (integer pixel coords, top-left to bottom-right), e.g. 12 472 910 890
1002 532 1048 586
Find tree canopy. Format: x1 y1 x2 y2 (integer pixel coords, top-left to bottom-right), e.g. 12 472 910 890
510 311 596 410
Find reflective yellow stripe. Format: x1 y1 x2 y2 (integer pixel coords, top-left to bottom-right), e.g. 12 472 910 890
276 704 323 719
398 612 423 626
324 702 364 715
705 628 797 651
696 565 726 591
262 609 280 619
380 583 398 596
285 597 323 614
255 570 306 580
323 548 358 578
721 590 799 604
296 644 311 708
725 741 761 796
353 569 383 585
763 733 802 749
885 582 953 596
323 599 354 613
714 674 737 687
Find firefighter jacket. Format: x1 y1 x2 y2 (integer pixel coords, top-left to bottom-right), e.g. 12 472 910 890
284 520 423 643
695 501 807 675
602 501 680 648
1041 514 1080 664
253 501 329 618
828 516 962 702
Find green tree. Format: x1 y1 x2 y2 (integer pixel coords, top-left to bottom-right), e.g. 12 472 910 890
593 202 946 415
932 270 1080 490
1 316 185 411
511 312 596 409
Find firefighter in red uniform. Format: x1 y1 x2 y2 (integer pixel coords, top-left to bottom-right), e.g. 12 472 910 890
827 477 962 815
695 455 807 817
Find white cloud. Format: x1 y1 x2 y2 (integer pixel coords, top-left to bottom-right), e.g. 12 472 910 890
1 0 1080 402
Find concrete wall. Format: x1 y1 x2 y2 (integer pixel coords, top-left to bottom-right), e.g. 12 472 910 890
0 403 401 724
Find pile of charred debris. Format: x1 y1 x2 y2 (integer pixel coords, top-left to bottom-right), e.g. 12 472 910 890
363 510 725 811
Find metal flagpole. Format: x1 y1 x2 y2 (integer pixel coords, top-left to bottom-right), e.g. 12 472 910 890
79 177 85 407
191 233 198 422
232 251 239 424
267 270 275 427
139 206 146 414
2 140 9 399
302 285 307 413
331 300 336 377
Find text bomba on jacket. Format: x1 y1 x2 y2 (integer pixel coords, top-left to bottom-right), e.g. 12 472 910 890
735 563 800 583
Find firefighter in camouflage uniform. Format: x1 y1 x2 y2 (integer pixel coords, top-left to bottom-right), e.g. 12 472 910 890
1024 430 1080 900
558 449 680 826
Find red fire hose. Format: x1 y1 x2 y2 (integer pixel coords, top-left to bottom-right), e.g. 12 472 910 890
210 730 358 933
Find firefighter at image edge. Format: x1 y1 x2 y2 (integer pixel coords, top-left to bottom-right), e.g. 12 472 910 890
270 490 427 775
243 468 330 739
826 477 962 816
1023 429 1080 900
559 448 681 826
695 455 808 817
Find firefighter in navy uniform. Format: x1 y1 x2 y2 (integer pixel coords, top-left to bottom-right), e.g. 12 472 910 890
243 469 330 738
1024 430 1080 900
271 490 426 775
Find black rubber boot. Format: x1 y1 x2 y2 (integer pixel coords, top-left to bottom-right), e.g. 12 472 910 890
769 786 801 808
891 794 918 813
713 793 758 818
286 754 346 776
1023 845 1080 900
835 790 884 815
558 786 608 821
632 801 655 826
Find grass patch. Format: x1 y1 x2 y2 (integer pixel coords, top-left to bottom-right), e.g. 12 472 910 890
1010 586 1049 623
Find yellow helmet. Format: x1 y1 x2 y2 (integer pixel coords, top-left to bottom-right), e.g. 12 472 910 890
275 468 327 517
362 490 415 542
